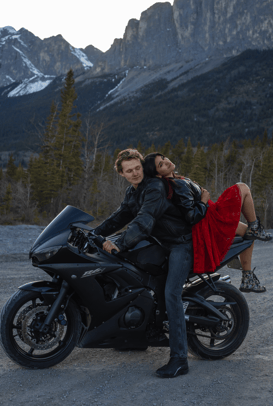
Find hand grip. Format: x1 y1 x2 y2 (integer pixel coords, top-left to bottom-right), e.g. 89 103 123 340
93 235 105 248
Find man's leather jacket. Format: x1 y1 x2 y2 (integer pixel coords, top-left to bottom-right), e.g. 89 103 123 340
94 175 207 252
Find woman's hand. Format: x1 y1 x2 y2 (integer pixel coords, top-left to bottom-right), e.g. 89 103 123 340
201 187 210 204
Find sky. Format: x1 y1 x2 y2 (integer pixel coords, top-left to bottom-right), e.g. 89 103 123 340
1 0 174 52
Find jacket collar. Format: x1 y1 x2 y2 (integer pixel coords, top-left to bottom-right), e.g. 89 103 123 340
128 174 149 195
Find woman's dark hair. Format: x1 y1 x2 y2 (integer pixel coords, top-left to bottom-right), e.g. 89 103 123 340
143 152 163 177
144 152 182 198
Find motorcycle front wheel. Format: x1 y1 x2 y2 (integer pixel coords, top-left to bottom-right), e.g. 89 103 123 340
0 289 82 369
187 281 249 360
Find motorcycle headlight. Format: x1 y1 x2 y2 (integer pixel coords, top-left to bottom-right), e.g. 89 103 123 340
33 246 62 262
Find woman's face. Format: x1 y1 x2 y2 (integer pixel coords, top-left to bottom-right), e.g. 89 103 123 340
155 155 175 177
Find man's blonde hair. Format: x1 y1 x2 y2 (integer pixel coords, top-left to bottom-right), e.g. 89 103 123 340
114 149 145 173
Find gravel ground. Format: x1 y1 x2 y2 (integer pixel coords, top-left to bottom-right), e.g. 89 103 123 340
0 226 273 406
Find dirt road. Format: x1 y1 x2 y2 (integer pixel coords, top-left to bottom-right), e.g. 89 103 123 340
0 226 272 406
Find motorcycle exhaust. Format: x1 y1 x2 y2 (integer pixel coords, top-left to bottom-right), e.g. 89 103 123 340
219 275 231 283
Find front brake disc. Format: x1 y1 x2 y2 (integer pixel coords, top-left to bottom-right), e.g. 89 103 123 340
19 305 65 350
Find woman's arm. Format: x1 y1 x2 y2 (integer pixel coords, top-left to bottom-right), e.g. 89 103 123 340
173 180 208 225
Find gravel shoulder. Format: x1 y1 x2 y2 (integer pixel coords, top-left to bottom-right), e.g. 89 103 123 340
0 226 272 406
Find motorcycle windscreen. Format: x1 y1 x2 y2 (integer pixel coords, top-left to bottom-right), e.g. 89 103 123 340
30 205 94 254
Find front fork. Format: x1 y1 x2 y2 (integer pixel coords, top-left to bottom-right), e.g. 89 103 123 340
39 280 69 334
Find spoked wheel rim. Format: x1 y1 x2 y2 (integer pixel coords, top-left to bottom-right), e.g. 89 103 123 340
10 295 72 361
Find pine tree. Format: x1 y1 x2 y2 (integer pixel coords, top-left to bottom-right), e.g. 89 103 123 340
173 138 185 159
54 69 83 188
137 141 144 155
145 143 156 156
14 163 26 182
171 138 185 173
190 144 206 186
29 70 83 210
261 129 268 149
183 139 193 176
6 154 17 179
160 141 171 157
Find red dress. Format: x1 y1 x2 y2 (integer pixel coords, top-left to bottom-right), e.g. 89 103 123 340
192 184 242 274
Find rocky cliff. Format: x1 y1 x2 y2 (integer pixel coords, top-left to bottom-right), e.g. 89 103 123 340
94 0 273 73
1 1 272 95
0 26 96 96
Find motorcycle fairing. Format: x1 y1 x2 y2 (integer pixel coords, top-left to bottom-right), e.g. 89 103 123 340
38 260 156 327
30 206 94 257
78 289 155 349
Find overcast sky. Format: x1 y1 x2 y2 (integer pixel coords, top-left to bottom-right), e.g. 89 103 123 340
1 0 173 52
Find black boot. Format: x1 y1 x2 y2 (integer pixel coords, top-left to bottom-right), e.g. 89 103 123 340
156 357 189 378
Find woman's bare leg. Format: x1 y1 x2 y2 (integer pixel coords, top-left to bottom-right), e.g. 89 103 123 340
235 221 265 292
235 221 254 270
236 182 272 241
236 182 256 222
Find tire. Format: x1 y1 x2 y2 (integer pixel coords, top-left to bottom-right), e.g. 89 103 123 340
187 281 249 360
0 289 82 369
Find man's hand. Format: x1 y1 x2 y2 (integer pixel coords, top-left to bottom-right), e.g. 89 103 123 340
201 187 210 204
102 240 120 254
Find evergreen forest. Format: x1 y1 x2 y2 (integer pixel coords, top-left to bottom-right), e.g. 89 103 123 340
1 69 273 229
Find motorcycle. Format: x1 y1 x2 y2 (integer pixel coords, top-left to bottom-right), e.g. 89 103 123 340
0 205 252 369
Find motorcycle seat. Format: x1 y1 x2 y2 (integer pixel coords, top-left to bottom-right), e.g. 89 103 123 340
232 235 244 244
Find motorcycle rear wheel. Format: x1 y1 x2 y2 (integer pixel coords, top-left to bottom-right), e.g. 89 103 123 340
187 281 249 360
0 289 82 369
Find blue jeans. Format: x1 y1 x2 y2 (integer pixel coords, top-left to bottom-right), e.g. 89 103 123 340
165 241 193 359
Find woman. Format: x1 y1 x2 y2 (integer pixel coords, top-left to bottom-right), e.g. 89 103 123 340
143 152 272 293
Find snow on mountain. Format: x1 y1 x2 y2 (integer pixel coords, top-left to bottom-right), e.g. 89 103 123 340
70 46 93 69
12 46 44 77
0 26 16 34
5 45 55 96
8 76 54 97
5 76 15 83
0 26 94 97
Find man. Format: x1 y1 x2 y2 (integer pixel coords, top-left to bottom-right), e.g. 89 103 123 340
94 149 207 378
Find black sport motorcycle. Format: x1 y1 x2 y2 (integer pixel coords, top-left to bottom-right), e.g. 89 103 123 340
0 206 252 369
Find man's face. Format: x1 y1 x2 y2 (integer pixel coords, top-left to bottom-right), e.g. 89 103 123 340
120 158 144 188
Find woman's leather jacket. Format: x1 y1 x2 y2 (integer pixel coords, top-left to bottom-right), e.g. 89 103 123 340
171 177 207 225
94 175 207 252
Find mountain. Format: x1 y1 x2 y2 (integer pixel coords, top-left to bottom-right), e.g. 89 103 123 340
91 0 273 73
1 49 273 161
0 0 273 165
0 26 97 96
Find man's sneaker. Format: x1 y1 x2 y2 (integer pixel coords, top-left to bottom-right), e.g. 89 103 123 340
156 357 189 378
239 268 266 293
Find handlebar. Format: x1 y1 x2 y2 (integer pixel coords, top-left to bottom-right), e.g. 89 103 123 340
87 232 119 255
